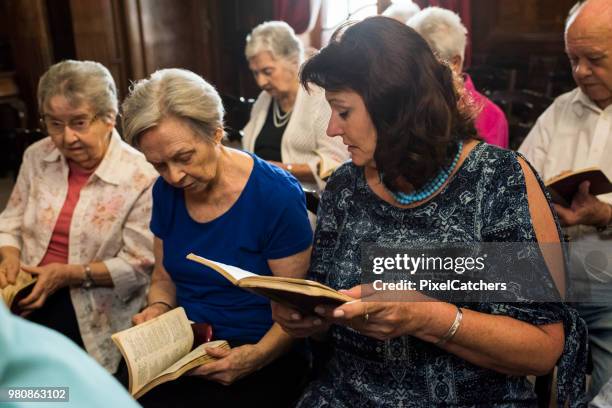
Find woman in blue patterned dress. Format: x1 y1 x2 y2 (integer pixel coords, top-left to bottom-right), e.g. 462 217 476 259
272 17 587 407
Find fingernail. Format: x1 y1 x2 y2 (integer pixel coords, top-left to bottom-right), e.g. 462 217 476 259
291 313 301 321
333 309 345 318
313 319 322 326
314 306 325 315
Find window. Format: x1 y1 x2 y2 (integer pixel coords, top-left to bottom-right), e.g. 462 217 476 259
321 0 380 45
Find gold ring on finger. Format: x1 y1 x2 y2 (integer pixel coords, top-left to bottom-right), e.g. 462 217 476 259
363 303 370 323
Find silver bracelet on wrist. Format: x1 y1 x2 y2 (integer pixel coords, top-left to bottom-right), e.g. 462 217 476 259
81 264 94 289
435 307 463 346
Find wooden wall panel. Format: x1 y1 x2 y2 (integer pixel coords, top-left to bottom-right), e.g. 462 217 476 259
124 0 273 97
45 0 76 62
69 0 130 99
4 0 54 125
123 0 146 81
470 0 576 92
213 0 273 98
126 0 215 81
471 0 575 57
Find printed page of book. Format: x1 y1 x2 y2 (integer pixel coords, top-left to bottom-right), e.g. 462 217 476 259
245 274 350 296
2 271 35 308
151 340 228 381
112 307 194 395
186 254 257 282
134 340 230 399
1 283 10 305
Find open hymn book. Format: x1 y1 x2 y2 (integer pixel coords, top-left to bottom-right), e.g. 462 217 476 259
186 253 353 314
111 307 229 399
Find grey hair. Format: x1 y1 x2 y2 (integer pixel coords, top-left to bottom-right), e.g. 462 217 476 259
382 0 421 23
121 68 224 147
407 7 467 62
37 60 118 120
244 21 304 66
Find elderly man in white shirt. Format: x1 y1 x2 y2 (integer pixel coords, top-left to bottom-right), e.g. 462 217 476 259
519 0 612 400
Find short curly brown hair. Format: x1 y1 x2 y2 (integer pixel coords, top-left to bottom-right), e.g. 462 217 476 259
301 16 478 191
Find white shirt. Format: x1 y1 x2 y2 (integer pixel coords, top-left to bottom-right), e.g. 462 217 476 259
0 131 158 372
519 88 612 188
242 86 349 191
519 87 612 285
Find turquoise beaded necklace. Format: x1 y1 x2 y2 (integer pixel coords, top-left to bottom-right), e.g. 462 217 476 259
382 141 463 205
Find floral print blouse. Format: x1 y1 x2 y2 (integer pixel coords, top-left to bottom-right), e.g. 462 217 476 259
0 131 157 372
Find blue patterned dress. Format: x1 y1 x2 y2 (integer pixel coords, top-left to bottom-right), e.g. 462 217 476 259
299 143 587 408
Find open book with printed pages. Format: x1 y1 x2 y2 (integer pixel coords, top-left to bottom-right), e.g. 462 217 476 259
545 167 612 206
1 270 36 314
186 253 353 314
111 307 229 399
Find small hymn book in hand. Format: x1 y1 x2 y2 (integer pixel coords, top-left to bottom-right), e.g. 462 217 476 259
111 307 228 399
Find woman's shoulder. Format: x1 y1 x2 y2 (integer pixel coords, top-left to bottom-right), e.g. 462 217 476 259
323 161 359 194
23 137 56 158
473 142 517 161
450 143 528 201
297 85 327 109
465 142 523 175
252 90 272 111
250 154 304 198
114 137 150 162
112 137 158 178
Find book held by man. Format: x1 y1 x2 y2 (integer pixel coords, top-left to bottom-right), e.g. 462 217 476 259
111 307 229 399
186 253 353 313
545 167 612 206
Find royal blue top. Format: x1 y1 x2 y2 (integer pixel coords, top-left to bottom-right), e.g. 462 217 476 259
150 154 313 343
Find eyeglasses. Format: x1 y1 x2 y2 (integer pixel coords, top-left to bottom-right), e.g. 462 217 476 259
40 114 99 135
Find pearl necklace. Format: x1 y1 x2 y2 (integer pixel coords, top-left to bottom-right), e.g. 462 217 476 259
273 100 292 128
383 141 463 206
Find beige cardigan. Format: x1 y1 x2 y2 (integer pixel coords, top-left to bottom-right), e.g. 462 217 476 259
242 85 349 190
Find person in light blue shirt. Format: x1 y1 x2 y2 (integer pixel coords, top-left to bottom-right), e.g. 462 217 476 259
0 302 140 408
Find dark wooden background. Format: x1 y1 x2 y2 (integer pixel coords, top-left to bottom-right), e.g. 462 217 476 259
0 0 577 130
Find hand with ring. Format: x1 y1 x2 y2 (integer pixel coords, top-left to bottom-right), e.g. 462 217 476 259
313 284 438 341
272 301 333 338
363 304 370 323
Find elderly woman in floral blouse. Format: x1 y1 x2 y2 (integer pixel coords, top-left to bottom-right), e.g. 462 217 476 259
0 60 157 373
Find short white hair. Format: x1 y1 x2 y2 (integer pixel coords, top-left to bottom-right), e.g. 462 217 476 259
122 68 224 147
407 7 467 61
382 0 421 23
38 60 118 119
244 21 304 66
